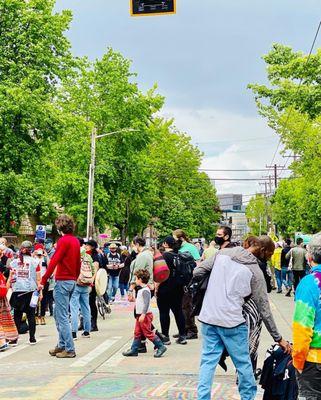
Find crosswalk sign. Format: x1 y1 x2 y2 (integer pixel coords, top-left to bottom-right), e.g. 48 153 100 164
130 0 176 16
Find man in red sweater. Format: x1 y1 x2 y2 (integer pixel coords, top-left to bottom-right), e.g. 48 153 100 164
39 214 80 358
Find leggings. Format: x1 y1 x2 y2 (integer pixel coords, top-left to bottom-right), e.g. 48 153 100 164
157 287 185 337
11 292 36 339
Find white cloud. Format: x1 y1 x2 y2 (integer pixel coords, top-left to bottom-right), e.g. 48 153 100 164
160 107 285 197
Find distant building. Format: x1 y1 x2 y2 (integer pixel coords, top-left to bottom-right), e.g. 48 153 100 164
217 194 249 241
218 194 242 211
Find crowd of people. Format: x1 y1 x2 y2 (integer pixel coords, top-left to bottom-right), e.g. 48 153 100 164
0 214 320 399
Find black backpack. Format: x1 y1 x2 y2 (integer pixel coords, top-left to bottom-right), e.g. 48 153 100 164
172 252 196 286
187 272 210 317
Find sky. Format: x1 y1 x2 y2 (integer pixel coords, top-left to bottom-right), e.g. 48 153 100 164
55 0 321 200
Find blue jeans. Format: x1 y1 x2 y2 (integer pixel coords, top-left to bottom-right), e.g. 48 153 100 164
107 276 119 300
119 282 129 296
198 322 257 400
70 285 91 334
281 267 292 289
275 269 282 291
53 280 76 352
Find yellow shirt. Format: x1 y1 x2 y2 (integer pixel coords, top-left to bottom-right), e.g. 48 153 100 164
270 247 282 270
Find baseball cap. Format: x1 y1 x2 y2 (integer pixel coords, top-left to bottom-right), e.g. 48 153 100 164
85 240 98 249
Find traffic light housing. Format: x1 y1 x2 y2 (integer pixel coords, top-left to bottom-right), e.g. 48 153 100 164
130 0 176 16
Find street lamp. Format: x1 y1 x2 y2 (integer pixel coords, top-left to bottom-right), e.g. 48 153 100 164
86 127 137 239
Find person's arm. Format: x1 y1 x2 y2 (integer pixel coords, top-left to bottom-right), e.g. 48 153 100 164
250 266 283 342
138 290 151 323
285 249 292 261
293 279 316 371
40 238 65 286
193 254 217 279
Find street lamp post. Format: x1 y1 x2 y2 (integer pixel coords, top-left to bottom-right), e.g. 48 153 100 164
86 127 136 239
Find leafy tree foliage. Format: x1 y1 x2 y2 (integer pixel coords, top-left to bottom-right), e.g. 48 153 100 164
249 44 321 235
0 1 220 240
246 194 272 236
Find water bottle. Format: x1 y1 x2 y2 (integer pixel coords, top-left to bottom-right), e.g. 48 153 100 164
11 268 17 284
30 290 39 308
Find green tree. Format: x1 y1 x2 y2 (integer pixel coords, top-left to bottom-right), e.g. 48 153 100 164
0 0 76 230
249 44 321 235
246 194 271 236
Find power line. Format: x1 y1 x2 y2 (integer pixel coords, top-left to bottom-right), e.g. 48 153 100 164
200 168 289 172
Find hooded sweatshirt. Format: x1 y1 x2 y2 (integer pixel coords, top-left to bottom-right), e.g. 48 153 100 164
194 246 282 342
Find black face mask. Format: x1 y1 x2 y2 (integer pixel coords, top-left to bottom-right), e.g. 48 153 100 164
214 236 226 246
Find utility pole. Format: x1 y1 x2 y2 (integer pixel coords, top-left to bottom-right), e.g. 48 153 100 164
265 164 284 190
86 127 137 240
86 127 96 240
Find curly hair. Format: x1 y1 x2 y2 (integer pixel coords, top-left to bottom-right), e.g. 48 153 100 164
55 214 75 234
135 269 150 284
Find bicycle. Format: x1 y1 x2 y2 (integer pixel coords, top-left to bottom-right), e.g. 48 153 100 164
96 295 111 320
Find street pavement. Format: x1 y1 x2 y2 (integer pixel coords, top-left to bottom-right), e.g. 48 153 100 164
0 291 294 400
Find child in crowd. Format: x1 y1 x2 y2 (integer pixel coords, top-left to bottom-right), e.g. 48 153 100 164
122 269 167 358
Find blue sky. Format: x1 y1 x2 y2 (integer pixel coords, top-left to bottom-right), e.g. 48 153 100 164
55 0 321 196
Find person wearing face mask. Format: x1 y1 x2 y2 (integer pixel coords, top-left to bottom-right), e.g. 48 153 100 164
0 238 14 260
10 241 42 345
106 243 123 303
194 237 291 399
214 226 234 249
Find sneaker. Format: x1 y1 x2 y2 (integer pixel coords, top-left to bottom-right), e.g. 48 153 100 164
29 337 37 345
156 332 171 345
8 339 18 347
81 331 90 338
0 343 8 352
176 336 187 345
172 333 180 339
285 288 292 297
154 345 167 358
186 332 198 340
122 348 138 357
40 317 46 325
49 347 64 356
90 326 98 332
56 350 76 358
137 343 147 353
277 289 282 293
72 332 77 341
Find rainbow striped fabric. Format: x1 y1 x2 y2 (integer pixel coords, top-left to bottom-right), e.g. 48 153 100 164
293 265 321 370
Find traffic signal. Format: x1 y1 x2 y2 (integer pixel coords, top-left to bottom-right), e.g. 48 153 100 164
130 0 176 16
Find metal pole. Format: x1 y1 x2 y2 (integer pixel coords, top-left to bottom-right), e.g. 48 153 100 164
86 127 96 239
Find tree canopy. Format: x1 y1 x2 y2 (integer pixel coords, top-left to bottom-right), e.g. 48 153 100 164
0 0 220 240
249 44 321 235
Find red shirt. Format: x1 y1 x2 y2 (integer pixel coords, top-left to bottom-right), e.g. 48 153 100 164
41 234 80 285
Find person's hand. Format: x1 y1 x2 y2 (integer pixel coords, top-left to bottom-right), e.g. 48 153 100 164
37 283 44 291
128 291 135 302
139 314 145 323
39 292 43 301
278 338 292 354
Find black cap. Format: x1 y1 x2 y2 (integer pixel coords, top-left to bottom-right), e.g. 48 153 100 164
163 236 176 248
85 240 98 249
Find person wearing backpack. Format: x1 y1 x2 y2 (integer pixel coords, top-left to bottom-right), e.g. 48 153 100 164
156 236 187 345
70 239 95 340
172 229 199 340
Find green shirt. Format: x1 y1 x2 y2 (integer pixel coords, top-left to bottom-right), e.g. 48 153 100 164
179 242 201 261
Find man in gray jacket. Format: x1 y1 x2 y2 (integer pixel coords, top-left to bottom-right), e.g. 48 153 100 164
194 245 291 400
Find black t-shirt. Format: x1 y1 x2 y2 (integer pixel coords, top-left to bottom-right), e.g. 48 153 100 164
106 252 122 277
